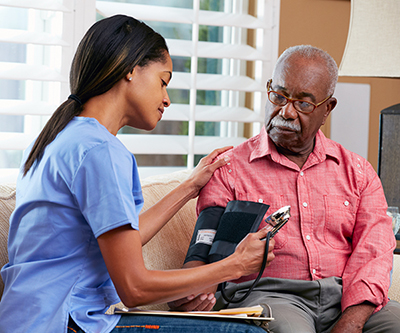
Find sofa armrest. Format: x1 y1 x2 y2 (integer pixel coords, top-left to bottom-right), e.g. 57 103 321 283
388 254 400 302
0 184 16 299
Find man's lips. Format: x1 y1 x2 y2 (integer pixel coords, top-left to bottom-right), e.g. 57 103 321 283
273 125 297 132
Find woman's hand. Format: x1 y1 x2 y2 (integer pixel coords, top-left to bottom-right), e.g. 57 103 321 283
185 146 233 198
233 227 275 277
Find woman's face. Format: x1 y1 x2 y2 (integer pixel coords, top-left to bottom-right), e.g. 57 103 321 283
124 53 173 131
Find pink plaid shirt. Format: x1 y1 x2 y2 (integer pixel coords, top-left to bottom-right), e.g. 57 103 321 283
197 127 395 312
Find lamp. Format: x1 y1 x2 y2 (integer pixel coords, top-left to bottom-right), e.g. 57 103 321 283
339 0 400 232
339 0 400 78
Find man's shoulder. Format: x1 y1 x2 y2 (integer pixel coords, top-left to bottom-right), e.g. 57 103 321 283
223 133 262 159
322 133 368 164
323 135 377 185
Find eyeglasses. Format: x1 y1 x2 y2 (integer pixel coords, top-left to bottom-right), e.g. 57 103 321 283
266 79 332 114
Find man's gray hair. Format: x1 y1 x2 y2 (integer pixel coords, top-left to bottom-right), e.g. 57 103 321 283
273 45 338 95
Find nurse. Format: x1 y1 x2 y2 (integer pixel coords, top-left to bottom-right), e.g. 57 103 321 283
0 15 274 333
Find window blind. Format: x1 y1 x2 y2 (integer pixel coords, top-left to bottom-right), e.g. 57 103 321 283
0 0 280 182
97 0 280 178
0 0 96 182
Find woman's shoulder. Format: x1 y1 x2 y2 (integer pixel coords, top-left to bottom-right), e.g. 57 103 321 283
58 117 125 153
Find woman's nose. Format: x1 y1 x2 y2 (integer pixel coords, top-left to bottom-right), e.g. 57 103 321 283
163 91 171 107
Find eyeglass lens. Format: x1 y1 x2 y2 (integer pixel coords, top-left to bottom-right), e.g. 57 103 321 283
268 91 315 113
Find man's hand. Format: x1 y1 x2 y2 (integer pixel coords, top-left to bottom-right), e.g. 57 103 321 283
330 302 375 333
168 292 216 312
168 261 218 312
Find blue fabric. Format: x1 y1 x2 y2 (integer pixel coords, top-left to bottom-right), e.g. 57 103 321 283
0 117 143 333
68 315 266 333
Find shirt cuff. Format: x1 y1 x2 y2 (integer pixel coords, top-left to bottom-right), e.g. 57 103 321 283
342 280 387 313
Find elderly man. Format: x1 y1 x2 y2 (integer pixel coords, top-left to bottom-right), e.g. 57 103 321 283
170 45 400 333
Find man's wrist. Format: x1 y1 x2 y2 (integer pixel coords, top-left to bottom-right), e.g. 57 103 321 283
332 302 376 332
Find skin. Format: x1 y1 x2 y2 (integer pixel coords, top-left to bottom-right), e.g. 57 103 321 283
171 54 376 331
78 52 275 308
265 55 337 169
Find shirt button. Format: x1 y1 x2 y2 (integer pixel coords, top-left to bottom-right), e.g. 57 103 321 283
344 201 349 206
306 235 311 240
228 169 232 173
312 269 316 274
303 202 308 208
300 171 304 176
258 199 263 203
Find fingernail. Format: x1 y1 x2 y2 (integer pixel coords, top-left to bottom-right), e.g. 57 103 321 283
200 294 207 301
207 293 214 300
187 295 195 301
224 156 230 162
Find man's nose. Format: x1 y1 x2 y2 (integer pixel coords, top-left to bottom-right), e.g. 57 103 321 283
279 102 298 120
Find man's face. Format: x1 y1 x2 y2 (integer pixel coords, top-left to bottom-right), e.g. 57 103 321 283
265 56 336 156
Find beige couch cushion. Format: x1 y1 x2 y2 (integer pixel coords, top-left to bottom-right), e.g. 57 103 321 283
389 255 400 302
0 184 16 297
140 170 196 273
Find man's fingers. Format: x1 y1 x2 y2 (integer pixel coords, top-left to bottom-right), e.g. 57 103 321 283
168 295 195 308
170 294 215 312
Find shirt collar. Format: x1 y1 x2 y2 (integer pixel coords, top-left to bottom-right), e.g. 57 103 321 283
249 127 340 165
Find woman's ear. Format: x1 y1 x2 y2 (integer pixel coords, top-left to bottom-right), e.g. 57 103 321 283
125 67 136 82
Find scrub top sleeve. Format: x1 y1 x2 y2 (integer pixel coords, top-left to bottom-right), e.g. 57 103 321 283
71 141 143 238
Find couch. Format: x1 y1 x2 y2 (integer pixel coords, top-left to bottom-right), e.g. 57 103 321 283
1 169 400 313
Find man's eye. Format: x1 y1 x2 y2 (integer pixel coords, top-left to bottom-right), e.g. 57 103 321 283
271 92 286 103
298 101 312 108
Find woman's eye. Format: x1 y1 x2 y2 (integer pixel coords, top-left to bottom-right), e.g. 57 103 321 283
161 80 168 87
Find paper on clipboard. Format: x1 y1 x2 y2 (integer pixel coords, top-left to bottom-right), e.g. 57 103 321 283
114 305 274 323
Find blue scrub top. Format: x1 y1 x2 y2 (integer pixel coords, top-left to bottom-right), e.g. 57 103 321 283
0 117 144 333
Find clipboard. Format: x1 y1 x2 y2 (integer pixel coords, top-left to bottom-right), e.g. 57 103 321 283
114 305 274 323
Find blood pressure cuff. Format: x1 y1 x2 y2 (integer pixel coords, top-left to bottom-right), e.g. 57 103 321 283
184 200 269 265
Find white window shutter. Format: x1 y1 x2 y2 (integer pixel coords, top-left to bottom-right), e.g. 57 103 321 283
0 0 95 182
96 0 280 178
0 0 280 182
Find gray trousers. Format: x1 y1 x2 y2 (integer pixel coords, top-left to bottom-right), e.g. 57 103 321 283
214 277 400 333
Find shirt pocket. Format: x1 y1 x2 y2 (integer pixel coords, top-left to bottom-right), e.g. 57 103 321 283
323 195 358 250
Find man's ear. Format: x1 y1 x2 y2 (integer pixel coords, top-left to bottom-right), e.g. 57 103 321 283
321 97 337 125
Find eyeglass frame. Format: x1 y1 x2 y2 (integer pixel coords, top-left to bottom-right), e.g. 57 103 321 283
266 79 333 114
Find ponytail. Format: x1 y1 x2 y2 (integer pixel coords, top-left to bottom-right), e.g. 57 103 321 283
23 98 82 175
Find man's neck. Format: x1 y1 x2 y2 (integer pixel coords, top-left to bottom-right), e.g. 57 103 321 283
282 153 310 169
276 140 315 169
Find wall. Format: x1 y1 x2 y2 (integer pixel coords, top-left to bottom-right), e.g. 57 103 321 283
279 0 400 170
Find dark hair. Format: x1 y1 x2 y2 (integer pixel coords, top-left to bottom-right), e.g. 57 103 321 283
23 15 168 175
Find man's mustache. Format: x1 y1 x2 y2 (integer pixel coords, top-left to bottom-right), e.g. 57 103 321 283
270 116 301 131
